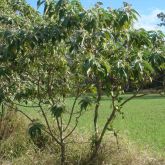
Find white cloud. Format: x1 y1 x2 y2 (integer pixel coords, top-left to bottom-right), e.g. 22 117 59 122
134 9 165 32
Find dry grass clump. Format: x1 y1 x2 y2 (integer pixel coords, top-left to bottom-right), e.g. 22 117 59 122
0 110 19 140
12 131 90 165
10 134 165 165
94 135 165 165
0 110 30 160
1 113 165 165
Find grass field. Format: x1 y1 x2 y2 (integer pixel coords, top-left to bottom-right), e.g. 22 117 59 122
65 94 165 154
22 94 165 154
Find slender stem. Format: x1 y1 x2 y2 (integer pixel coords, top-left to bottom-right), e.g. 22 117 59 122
1 103 4 119
94 79 101 142
95 92 146 152
120 93 146 107
60 141 65 165
44 68 67 165
4 102 34 122
16 109 33 122
97 95 116 146
13 102 40 108
39 102 61 145
63 110 83 140
0 104 5 139
56 116 62 134
64 90 80 131
36 69 60 145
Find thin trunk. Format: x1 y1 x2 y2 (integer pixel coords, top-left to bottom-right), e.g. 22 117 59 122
56 116 66 165
60 141 65 165
90 95 116 162
94 79 101 148
90 92 144 162
91 78 102 162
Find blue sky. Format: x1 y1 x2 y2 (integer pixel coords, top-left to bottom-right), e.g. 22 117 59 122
27 0 165 31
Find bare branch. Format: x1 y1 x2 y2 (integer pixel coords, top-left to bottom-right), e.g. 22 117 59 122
13 102 40 108
63 90 80 131
120 93 146 107
63 110 83 140
37 68 60 145
4 102 34 122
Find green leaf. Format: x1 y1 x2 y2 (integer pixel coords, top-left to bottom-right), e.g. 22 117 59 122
79 97 92 111
117 97 123 103
37 0 45 9
28 121 44 139
51 104 65 118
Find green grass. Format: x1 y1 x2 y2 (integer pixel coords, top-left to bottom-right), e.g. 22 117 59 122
22 94 165 154
114 95 165 153
65 94 165 154
1 94 164 165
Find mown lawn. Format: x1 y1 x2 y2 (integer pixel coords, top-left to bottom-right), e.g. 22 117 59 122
22 94 165 154
65 94 165 153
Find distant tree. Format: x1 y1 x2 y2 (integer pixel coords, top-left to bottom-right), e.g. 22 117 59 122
158 12 165 26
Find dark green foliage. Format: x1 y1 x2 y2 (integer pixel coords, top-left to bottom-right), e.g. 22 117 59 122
51 104 65 118
28 121 46 149
79 97 92 111
28 121 44 139
158 12 165 26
